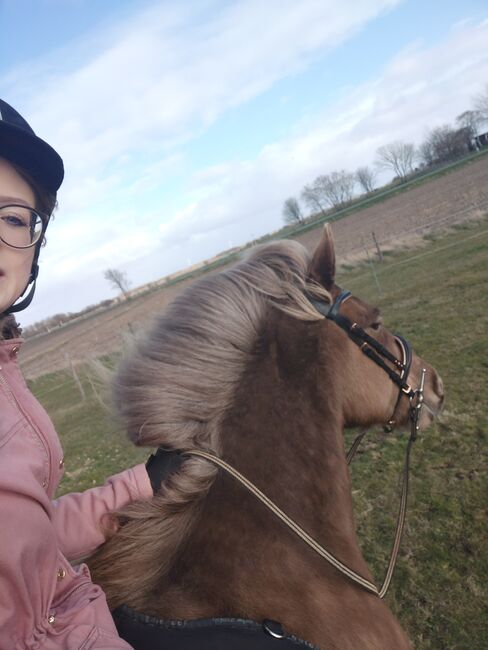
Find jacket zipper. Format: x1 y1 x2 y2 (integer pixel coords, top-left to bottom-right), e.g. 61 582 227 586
0 364 17 409
0 362 92 633
0 363 53 489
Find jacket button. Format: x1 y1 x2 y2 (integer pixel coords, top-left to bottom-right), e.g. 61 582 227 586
11 346 20 356
57 568 66 580
48 614 55 625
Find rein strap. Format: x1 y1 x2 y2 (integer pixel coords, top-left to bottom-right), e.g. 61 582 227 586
185 410 418 600
184 448 381 596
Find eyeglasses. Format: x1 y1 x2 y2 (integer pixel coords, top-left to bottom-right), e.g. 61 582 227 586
0 204 48 249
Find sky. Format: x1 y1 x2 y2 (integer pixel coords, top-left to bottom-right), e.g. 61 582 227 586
1 0 487 326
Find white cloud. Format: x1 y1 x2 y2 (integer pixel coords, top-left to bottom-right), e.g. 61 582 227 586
2 0 399 202
146 19 488 263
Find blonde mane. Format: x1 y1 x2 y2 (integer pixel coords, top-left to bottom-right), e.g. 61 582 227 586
90 239 330 607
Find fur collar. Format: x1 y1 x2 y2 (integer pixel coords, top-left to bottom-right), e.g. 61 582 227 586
0 315 22 340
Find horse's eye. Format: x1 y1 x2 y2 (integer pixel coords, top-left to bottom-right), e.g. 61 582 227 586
370 319 383 331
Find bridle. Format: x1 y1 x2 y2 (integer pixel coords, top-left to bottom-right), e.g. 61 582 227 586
158 289 427 599
314 290 417 428
311 289 425 438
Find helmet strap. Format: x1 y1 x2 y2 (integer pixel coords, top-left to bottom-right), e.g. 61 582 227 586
4 261 39 315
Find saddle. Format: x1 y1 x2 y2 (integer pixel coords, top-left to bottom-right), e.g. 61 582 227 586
113 605 318 650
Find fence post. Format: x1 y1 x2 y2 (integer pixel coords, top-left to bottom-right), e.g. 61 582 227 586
86 372 110 412
365 247 382 294
372 231 384 262
65 353 86 401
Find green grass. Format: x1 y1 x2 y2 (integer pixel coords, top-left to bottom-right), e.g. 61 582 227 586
29 217 488 648
340 217 488 649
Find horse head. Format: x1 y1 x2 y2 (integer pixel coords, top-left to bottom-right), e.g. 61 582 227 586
308 225 444 432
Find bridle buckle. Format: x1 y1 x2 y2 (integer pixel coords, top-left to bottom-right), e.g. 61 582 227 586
409 368 427 440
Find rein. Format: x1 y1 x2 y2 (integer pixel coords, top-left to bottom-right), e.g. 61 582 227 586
185 448 380 596
184 406 420 599
164 290 427 599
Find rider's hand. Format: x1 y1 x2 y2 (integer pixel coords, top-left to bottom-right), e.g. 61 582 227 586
145 448 184 494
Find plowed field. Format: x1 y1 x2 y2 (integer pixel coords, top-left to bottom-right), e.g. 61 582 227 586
20 153 488 378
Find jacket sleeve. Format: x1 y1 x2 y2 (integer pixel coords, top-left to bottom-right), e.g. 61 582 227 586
52 463 153 561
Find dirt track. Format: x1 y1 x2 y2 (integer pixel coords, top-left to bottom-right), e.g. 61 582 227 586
20 154 488 379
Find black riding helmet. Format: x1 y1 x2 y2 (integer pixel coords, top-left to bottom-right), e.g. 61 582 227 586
0 98 64 314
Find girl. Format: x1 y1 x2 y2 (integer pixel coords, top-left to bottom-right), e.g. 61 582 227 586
0 99 170 649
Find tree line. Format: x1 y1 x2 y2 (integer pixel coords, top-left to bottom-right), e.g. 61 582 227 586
283 84 488 225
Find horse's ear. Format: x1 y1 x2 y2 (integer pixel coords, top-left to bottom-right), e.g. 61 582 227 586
309 224 336 290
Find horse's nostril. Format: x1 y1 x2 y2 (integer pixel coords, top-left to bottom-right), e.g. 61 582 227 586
435 374 444 398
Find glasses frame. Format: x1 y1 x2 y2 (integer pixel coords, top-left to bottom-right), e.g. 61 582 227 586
0 203 49 250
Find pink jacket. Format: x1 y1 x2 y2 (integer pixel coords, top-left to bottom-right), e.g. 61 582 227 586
0 338 154 649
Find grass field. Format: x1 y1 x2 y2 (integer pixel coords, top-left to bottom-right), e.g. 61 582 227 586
28 217 488 649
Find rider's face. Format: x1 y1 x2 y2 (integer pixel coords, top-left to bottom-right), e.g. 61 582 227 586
0 158 36 315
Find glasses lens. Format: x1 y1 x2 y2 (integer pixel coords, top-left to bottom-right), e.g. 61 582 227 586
0 205 44 248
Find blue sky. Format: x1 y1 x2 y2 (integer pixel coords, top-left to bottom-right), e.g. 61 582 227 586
1 0 487 325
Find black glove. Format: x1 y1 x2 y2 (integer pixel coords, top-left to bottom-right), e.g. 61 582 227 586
145 448 184 494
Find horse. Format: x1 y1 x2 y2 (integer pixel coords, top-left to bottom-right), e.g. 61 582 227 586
89 225 444 649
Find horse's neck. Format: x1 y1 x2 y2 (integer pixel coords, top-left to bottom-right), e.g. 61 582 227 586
152 322 410 648
220 382 370 579
214 318 370 574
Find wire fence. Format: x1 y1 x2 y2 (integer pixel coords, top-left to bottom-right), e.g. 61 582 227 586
345 223 488 294
342 197 488 261
31 354 112 409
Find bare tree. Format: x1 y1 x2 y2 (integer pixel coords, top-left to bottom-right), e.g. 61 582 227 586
355 166 376 194
104 268 131 298
302 170 355 215
301 182 329 217
456 110 482 139
418 139 436 168
419 125 470 166
282 197 304 225
474 83 488 122
375 141 416 181
321 171 355 208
